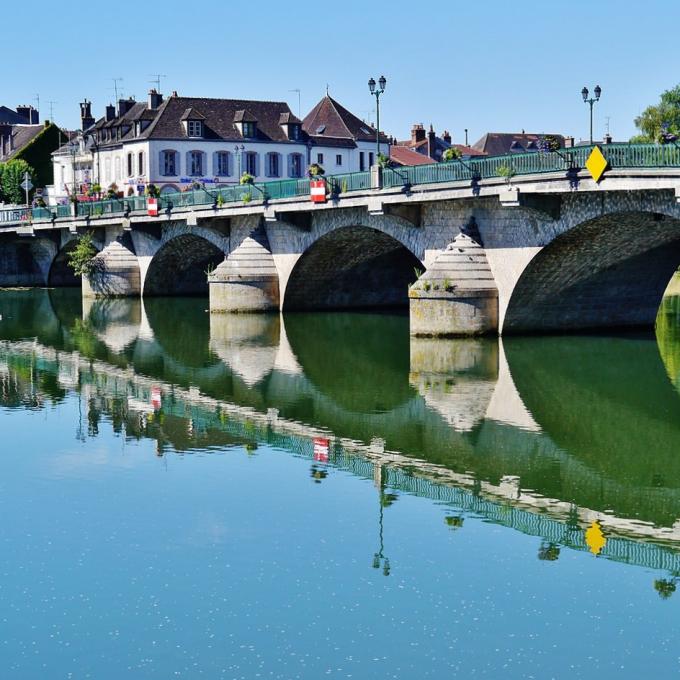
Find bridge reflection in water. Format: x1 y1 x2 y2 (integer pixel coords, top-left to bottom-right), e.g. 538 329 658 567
3 288 680 591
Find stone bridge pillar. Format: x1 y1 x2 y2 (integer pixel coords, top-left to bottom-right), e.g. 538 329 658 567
83 230 141 298
209 223 280 313
409 230 498 336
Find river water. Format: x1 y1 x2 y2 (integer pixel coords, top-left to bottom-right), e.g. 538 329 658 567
2 289 680 678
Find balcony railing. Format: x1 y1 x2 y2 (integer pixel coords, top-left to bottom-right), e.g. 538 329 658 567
4 143 680 227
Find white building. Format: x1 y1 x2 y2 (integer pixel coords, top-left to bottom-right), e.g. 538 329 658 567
48 91 389 204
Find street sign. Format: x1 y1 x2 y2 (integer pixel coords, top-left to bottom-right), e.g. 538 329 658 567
20 178 33 191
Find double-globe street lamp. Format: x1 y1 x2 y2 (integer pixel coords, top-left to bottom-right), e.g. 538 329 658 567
581 85 602 145
368 75 387 161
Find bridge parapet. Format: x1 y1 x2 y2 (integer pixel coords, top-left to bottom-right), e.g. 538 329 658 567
6 143 680 232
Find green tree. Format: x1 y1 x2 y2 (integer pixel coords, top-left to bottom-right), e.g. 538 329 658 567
443 146 462 162
67 232 98 276
0 159 35 204
632 84 680 142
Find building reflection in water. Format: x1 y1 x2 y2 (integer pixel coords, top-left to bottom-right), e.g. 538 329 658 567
7 291 680 591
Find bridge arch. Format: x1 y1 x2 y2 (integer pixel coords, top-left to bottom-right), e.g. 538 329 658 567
282 225 422 311
0 235 56 287
503 210 680 333
144 233 225 296
48 237 85 287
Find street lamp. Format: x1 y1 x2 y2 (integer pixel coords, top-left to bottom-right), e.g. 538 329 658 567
68 136 80 199
368 75 387 161
581 85 602 145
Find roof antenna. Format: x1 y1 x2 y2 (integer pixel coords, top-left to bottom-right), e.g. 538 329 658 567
605 116 611 135
34 93 40 116
48 100 57 123
111 77 124 101
149 74 167 92
326 83 329 96
289 89 301 118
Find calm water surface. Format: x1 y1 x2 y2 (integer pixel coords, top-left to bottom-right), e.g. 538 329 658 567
2 289 680 678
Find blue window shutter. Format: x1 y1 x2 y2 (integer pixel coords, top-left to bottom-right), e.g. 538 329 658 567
159 151 165 176
212 151 217 176
287 153 293 178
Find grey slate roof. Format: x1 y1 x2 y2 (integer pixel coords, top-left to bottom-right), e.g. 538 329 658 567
0 125 44 161
138 96 296 142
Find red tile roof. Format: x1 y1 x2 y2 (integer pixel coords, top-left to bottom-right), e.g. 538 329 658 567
390 146 434 166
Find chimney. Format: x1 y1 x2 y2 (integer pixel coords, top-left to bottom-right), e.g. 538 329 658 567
411 123 426 145
105 104 116 121
171 90 178 98
118 97 136 117
148 89 163 110
80 99 95 131
427 125 437 159
604 133 613 144
563 136 575 148
442 130 452 144
16 105 31 124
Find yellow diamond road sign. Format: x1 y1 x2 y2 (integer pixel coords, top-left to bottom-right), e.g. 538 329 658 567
586 145 609 182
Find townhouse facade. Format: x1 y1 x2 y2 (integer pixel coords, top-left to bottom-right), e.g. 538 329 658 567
49 91 389 203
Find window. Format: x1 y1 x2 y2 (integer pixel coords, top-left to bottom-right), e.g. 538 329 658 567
127 152 133 177
189 151 203 176
266 152 280 177
317 153 324 164
245 151 258 176
242 122 255 138
336 154 342 166
289 153 303 178
289 124 300 140
138 151 145 175
114 157 121 181
216 151 230 176
369 152 375 167
359 152 365 171
161 150 177 176
188 120 202 137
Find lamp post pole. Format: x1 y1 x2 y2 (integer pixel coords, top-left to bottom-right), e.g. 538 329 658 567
234 144 244 181
368 75 387 161
581 85 602 145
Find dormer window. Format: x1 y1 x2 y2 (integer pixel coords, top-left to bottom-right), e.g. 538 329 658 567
279 112 302 141
181 107 206 137
234 109 257 139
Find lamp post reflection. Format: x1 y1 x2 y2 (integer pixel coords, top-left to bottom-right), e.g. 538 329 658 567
373 464 396 576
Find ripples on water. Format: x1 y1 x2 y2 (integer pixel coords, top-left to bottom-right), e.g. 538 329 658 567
2 289 680 677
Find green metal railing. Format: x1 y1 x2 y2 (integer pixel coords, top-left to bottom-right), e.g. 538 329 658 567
6 143 680 227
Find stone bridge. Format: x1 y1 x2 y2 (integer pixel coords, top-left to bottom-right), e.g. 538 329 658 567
5 144 680 334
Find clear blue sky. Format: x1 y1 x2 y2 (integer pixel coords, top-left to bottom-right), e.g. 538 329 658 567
7 0 678 144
